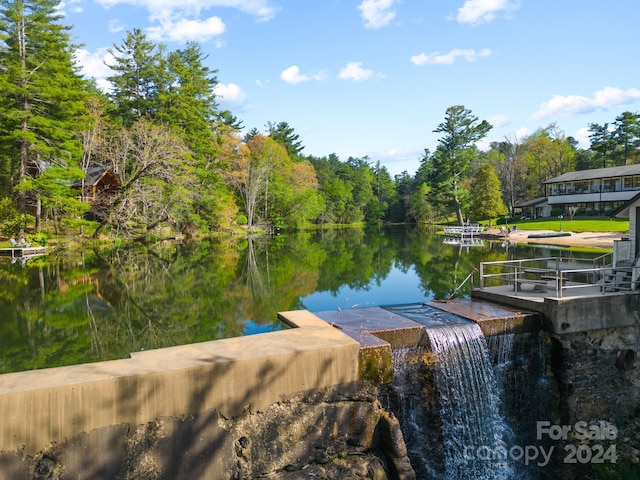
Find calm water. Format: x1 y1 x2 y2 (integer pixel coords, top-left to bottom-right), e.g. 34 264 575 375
0 227 603 373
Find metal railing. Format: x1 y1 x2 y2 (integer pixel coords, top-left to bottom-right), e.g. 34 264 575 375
478 254 635 298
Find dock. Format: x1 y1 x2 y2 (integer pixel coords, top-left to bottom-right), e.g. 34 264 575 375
0 246 48 258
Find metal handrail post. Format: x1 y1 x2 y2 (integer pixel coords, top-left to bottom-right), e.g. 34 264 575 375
558 271 563 298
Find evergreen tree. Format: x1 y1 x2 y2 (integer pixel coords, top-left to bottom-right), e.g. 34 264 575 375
588 122 616 168
368 161 397 222
159 41 219 144
613 111 640 166
0 0 89 227
430 105 492 225
159 42 234 230
107 29 165 126
308 154 354 224
267 121 304 158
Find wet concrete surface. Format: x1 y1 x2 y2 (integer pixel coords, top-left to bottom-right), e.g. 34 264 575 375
314 299 541 346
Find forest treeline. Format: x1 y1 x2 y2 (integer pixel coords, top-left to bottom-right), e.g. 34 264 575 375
1 1 640 240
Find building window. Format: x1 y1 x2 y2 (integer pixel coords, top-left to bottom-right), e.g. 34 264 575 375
603 179 613 192
614 178 622 191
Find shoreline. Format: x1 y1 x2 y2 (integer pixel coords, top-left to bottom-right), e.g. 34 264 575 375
485 228 623 249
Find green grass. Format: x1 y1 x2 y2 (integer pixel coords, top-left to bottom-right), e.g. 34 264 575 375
508 217 629 233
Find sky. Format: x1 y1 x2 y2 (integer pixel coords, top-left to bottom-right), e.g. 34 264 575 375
64 0 640 176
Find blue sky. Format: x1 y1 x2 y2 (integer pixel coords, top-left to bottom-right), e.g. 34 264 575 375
65 0 640 176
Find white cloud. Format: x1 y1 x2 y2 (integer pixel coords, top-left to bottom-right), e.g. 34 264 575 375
281 66 310 84
338 62 374 82
214 82 247 108
96 0 277 22
280 65 326 84
456 0 520 25
95 1 275 43
358 0 396 29
477 138 491 151
58 0 84 16
75 48 115 91
532 86 640 120
487 113 511 128
108 19 126 33
573 127 592 149
410 48 492 66
514 127 532 141
147 16 226 42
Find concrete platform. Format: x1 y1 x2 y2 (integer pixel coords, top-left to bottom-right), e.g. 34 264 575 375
472 285 640 334
313 301 542 385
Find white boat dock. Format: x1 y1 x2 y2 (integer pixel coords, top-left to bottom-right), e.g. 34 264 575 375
0 246 48 258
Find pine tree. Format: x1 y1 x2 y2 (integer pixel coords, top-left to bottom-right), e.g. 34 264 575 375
0 0 90 228
267 121 304 158
107 28 165 126
431 105 492 225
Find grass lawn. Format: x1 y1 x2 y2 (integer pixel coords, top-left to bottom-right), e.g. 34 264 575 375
506 217 629 233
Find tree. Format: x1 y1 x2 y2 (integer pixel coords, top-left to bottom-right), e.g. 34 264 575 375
267 121 304 158
368 161 397 222
391 171 415 222
469 163 507 226
95 120 193 237
344 157 376 223
522 124 576 196
588 122 616 168
430 105 492 225
613 111 640 166
265 158 323 229
222 134 286 230
308 154 353 224
487 135 527 215
16 165 90 234
158 42 236 231
107 28 165 126
0 0 89 226
158 41 219 148
407 183 434 224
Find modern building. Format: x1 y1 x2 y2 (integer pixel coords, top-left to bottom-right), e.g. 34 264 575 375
513 197 551 218
542 164 640 215
612 191 640 262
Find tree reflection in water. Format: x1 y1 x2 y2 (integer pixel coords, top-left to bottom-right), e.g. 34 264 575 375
0 227 600 373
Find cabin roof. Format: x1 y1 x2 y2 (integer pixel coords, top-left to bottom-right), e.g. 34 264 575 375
71 166 120 188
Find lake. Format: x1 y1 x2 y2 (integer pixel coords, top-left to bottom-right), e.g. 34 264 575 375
0 226 604 373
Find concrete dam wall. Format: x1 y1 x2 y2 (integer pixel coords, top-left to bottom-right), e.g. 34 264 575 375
0 302 638 479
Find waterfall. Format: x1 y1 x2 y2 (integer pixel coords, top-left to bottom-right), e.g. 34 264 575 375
383 305 557 479
426 323 513 480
